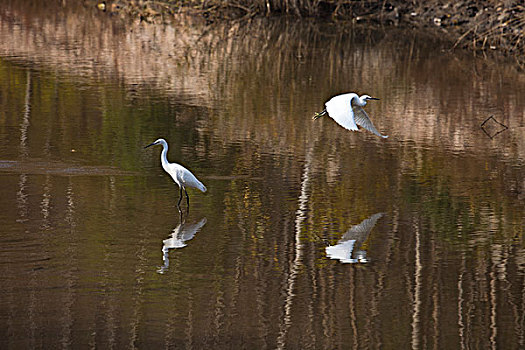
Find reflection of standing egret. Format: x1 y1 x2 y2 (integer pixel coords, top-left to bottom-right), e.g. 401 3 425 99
314 93 388 138
326 213 384 264
145 138 207 212
158 218 207 274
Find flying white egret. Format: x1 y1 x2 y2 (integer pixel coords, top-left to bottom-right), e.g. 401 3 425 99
314 93 388 138
145 138 206 211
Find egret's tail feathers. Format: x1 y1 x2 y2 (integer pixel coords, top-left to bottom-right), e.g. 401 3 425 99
313 109 327 120
199 183 207 193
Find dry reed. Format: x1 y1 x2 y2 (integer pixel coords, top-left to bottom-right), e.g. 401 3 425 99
90 0 523 67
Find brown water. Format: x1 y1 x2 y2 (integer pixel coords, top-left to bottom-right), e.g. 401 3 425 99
1 1 524 349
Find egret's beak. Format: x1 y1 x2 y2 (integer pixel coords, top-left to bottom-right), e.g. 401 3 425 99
369 97 380 100
144 142 156 149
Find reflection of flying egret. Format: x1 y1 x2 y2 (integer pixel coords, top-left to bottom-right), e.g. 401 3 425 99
145 138 207 211
158 218 207 274
326 213 384 264
314 93 388 138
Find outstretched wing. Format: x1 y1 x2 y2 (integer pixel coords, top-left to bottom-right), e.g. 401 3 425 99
325 94 358 131
353 106 388 138
325 240 357 263
341 213 384 246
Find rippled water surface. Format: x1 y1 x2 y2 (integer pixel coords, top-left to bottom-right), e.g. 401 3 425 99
1 1 524 349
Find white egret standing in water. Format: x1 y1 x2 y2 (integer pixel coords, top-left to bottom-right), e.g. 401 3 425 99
145 138 207 211
314 93 388 138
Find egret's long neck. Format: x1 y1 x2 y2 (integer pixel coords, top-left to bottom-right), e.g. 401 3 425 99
350 95 363 108
160 143 169 168
355 96 366 107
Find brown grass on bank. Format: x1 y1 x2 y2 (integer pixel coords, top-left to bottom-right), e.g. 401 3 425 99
89 0 523 67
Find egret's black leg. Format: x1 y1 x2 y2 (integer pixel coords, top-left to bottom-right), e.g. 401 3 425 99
177 186 183 209
184 188 190 214
313 109 327 120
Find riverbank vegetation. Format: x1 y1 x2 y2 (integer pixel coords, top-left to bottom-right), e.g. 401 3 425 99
90 0 523 68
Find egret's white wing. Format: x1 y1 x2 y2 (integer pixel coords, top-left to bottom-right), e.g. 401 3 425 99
169 164 207 192
182 168 207 192
352 106 388 138
325 94 358 131
326 240 357 263
340 213 384 246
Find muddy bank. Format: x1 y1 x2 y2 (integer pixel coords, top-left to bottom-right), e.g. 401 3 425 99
88 0 524 68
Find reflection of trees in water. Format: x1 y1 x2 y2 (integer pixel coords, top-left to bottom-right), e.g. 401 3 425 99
215 135 524 348
1 1 523 159
6 159 524 348
3 63 522 348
